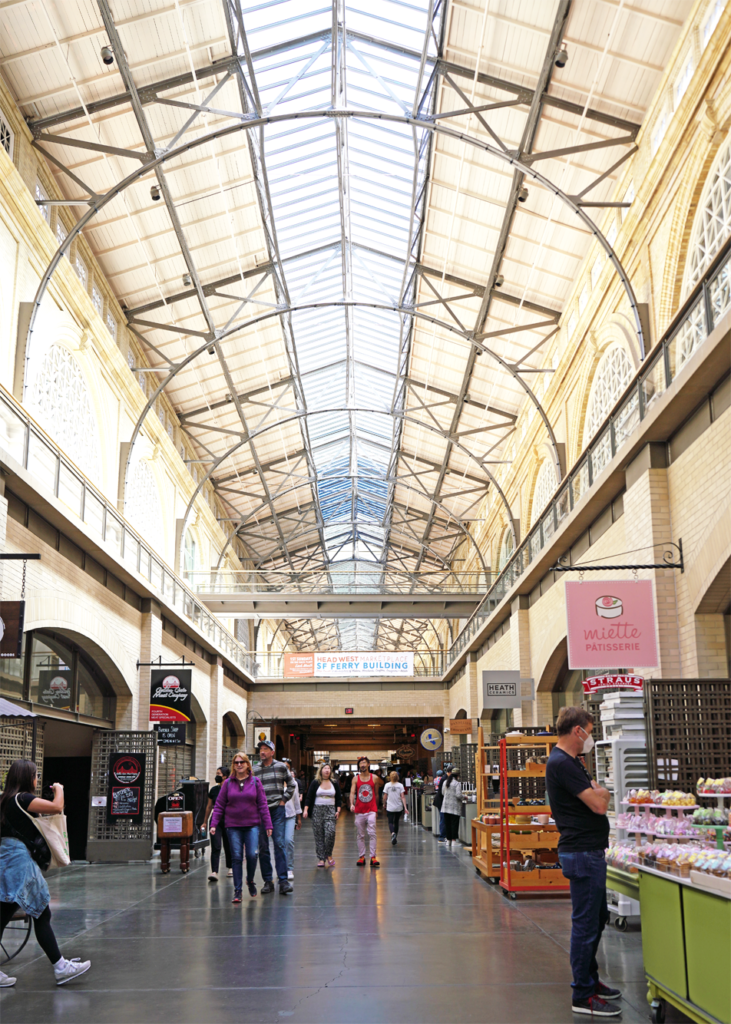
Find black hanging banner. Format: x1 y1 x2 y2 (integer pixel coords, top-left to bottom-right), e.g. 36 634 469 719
0 601 25 658
156 722 187 746
149 669 192 723
37 667 73 710
107 752 146 825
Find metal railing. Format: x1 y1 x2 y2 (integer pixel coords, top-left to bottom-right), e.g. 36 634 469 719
185 568 491 594
445 235 731 673
0 386 258 679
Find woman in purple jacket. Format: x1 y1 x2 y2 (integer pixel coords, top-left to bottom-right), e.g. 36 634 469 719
210 753 272 902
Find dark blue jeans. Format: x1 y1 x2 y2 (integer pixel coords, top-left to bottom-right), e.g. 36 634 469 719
558 849 610 1001
259 804 288 883
226 826 259 891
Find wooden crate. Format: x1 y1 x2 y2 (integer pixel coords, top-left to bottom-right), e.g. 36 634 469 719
471 819 501 880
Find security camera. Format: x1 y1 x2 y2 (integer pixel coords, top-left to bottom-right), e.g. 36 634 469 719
518 185 529 203
554 44 568 69
101 45 114 65
494 273 505 288
150 184 161 202
182 273 192 286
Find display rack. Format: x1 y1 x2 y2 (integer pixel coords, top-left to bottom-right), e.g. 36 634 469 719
472 726 502 882
498 737 570 899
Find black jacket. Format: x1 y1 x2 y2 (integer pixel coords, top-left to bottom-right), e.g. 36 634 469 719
304 779 342 814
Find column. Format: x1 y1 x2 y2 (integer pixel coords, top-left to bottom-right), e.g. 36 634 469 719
623 444 682 678
208 657 225 781
510 596 534 726
137 599 162 731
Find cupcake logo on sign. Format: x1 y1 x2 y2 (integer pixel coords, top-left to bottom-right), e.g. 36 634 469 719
566 580 658 669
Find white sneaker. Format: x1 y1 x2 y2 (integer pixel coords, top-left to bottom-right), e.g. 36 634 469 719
54 958 91 986
208 871 219 882
227 869 233 877
287 870 294 880
0 971 16 987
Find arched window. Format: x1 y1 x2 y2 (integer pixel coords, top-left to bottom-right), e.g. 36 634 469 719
29 344 101 482
184 530 197 574
530 460 556 527
125 459 163 548
585 345 633 445
684 137 731 294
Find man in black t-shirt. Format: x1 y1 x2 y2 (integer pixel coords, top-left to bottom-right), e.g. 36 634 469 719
545 707 620 1018
203 766 231 881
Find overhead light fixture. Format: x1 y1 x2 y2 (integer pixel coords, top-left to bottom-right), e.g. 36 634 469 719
494 274 505 288
101 45 114 65
518 186 529 203
182 273 192 286
368 723 381 728
150 184 161 202
554 44 568 69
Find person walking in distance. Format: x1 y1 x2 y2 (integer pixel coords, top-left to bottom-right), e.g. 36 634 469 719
204 766 232 882
252 740 295 894
350 756 379 867
382 771 407 845
545 707 620 1018
440 768 462 848
209 753 272 902
303 762 342 867
282 758 301 882
0 760 91 987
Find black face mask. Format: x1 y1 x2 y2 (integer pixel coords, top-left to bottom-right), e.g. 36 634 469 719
215 775 223 784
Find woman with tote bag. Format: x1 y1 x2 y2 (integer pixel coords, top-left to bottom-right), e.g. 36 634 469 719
0 759 91 988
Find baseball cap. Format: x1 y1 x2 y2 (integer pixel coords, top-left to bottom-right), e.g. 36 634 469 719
436 769 444 776
257 739 275 751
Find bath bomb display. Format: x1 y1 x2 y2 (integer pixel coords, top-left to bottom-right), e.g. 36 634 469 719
595 595 623 619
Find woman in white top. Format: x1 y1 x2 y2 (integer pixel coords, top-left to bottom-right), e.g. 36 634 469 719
303 763 342 867
440 769 462 847
282 758 301 882
383 771 407 846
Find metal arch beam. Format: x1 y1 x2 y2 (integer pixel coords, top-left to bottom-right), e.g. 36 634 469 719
26 107 645 551
210 476 490 576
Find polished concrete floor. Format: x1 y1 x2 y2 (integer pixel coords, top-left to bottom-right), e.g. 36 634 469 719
1 814 689 1024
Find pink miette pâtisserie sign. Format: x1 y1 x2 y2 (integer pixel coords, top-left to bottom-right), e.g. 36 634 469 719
565 579 658 669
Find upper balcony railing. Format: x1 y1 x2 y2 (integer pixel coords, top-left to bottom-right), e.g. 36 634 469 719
446 234 731 673
185 568 492 595
0 388 258 680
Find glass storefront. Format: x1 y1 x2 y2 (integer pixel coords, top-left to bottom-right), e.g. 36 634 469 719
0 629 115 721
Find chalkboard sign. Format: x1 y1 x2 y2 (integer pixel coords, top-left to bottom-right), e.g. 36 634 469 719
107 751 146 825
156 722 186 746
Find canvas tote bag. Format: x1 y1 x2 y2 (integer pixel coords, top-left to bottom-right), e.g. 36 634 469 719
15 795 71 868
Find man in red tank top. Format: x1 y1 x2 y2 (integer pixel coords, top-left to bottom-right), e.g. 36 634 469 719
350 756 379 866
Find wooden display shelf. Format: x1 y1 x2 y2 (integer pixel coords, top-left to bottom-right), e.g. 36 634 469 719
471 819 501 882
506 767 546 777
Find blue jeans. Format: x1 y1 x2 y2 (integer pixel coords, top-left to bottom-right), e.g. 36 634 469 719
226 826 259 892
558 850 610 1001
259 804 288 883
284 815 297 872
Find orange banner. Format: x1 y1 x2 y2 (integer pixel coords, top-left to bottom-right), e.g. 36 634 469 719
284 653 315 676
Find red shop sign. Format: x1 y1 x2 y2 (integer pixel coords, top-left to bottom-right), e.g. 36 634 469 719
582 674 644 695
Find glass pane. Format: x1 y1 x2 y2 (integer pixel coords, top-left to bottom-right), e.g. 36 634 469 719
0 398 28 465
668 297 705 379
78 659 111 719
105 512 124 556
591 428 613 478
613 387 640 449
83 490 105 537
0 630 27 701
138 546 150 580
58 463 84 517
124 531 139 571
29 633 74 710
709 254 731 327
150 558 163 592
641 353 666 414
542 508 556 543
529 529 543 562
556 485 571 526
572 459 590 505
27 431 58 489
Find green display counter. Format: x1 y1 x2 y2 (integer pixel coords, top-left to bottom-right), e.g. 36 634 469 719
639 866 731 1024
606 865 640 903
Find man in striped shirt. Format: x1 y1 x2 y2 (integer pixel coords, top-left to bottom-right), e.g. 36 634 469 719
253 740 295 894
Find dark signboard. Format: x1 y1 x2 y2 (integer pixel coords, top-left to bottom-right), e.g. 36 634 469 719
0 601 25 658
156 722 186 746
37 667 73 710
107 751 146 825
149 669 192 723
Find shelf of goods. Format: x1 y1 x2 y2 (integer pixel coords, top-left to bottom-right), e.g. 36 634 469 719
595 737 648 928
639 865 731 1024
498 736 570 898
471 726 502 881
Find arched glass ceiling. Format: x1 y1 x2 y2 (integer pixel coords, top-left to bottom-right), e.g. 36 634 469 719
234 0 442 569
